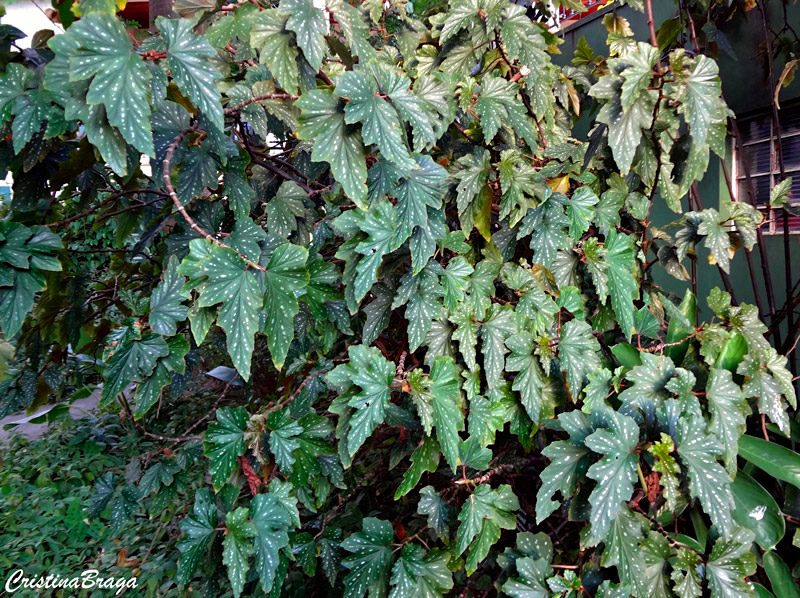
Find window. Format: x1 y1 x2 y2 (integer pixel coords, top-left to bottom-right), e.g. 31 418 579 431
734 102 800 233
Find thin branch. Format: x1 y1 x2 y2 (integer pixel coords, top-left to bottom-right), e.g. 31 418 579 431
644 0 661 66
46 189 170 228
719 157 766 319
731 120 781 341
238 123 327 196
224 93 300 116
758 0 797 382
141 430 202 443
162 124 266 272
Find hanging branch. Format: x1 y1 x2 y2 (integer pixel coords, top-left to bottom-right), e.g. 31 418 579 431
730 121 782 345
162 124 266 272
758 0 796 380
719 156 767 319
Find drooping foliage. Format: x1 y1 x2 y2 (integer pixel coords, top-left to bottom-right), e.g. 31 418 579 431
0 0 799 595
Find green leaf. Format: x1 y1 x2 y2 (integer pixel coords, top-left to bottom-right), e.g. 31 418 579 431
378 69 439 152
524 200 570 268
454 149 491 234
480 304 516 390
251 490 296 593
441 256 473 313
731 470 785 551
585 410 640 541
395 155 447 268
352 200 405 304
268 410 303 471
455 484 519 574
566 186 599 240
134 335 189 417
769 177 793 207
157 18 224 133
475 76 537 149
223 506 255 598
427 356 464 472
341 517 394 598
395 437 441 499
616 42 658 111
677 416 735 537
502 555 551 598
297 89 367 206
149 256 189 336
679 55 727 149
497 149 538 226
558 320 602 397
281 0 326 71
697 209 732 273
205 407 249 488
327 345 395 457
65 14 154 156
738 435 800 490
590 72 655 174
389 544 453 598
250 9 300 94
0 270 41 338
181 240 263 380
440 0 480 44
706 369 748 475
738 347 796 436
393 267 443 352
671 548 702 598
328 0 373 59
506 332 546 424
177 489 218 585
0 63 31 115
500 4 548 72
618 352 675 420
537 433 590 523
0 223 62 270
266 181 306 238
11 89 52 153
706 528 756 598
263 243 309 369
101 335 170 405
602 509 648 596
762 551 800 598
417 485 450 539
604 230 639 339
337 70 416 170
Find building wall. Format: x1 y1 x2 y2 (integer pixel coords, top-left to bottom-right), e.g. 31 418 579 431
3 0 62 47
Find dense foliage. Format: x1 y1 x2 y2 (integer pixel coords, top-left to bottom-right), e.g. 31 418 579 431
0 414 194 595
1 0 799 595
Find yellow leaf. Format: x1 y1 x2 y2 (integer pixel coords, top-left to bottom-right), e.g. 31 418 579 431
474 186 493 241
603 13 633 37
775 59 799 109
547 175 570 195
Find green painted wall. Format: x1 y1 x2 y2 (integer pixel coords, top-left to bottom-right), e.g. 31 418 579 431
554 0 800 369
